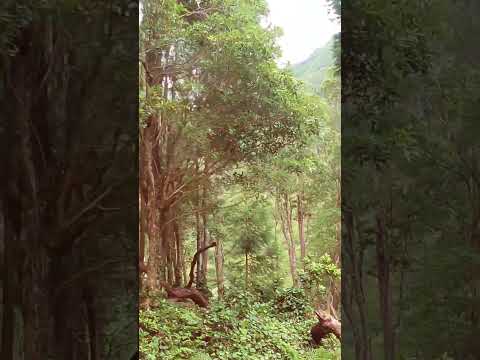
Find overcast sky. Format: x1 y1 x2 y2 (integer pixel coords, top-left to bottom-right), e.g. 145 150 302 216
264 0 340 66
140 1 340 66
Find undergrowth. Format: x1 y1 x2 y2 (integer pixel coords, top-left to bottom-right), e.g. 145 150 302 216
139 290 340 360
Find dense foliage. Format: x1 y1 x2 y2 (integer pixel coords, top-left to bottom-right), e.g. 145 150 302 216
342 0 480 359
140 296 340 360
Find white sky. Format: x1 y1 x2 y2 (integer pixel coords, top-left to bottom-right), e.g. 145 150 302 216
264 0 340 67
140 1 341 66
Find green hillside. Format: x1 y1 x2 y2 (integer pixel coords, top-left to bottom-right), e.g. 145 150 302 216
292 37 335 91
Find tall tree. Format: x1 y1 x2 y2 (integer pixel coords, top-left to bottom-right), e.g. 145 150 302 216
139 0 317 294
1 1 138 358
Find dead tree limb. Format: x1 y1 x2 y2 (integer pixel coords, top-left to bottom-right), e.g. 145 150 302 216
147 242 217 309
186 242 216 288
160 281 209 308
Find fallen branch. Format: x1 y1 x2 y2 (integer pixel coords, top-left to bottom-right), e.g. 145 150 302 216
160 281 209 308
141 243 217 308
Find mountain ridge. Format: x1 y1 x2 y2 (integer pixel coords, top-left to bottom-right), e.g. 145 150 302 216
291 36 335 91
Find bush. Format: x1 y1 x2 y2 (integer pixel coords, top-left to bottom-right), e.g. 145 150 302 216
274 287 313 319
139 292 336 360
298 255 340 305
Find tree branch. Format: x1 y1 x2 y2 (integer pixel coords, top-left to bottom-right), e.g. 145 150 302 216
186 242 217 288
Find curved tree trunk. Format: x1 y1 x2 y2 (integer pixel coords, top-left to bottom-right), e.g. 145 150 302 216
186 242 217 289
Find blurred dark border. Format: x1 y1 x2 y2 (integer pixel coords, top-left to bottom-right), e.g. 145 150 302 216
0 1 139 359
342 1 480 359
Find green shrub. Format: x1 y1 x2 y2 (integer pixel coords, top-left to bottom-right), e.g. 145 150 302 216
140 292 336 360
274 287 313 319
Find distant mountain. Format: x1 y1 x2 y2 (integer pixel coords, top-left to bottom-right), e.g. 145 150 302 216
291 37 335 91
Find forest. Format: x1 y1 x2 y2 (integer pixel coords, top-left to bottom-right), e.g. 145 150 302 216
138 0 341 359
2 0 480 359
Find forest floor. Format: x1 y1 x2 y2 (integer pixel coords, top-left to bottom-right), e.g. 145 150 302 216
139 291 340 360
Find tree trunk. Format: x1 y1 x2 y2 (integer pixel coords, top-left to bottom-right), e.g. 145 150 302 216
276 192 299 287
343 209 372 360
173 221 184 286
6 42 53 358
1 214 16 359
376 214 394 360
146 204 159 293
83 288 99 360
214 237 225 298
186 242 216 289
143 115 161 293
297 193 307 265
245 251 249 289
201 210 209 289
163 208 176 285
139 193 147 286
22 252 53 360
1 9 138 359
195 191 204 289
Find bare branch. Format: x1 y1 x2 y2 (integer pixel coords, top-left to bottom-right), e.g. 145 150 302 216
186 242 217 288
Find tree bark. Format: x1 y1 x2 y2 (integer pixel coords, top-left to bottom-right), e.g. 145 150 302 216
214 237 225 298
245 251 249 289
200 210 209 289
83 288 98 360
297 193 307 264
194 189 205 289
343 209 372 360
142 115 161 293
276 192 299 287
1 213 16 359
1 8 138 359
173 221 184 286
139 193 146 285
376 214 394 360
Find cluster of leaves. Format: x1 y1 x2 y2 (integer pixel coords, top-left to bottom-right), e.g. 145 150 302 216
299 255 340 302
140 0 319 164
273 287 312 319
139 292 339 360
